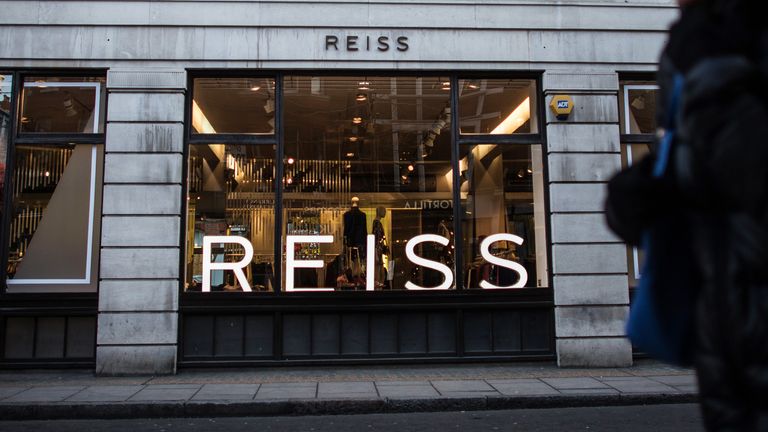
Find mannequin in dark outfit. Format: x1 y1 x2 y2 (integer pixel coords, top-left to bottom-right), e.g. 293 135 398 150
343 197 367 258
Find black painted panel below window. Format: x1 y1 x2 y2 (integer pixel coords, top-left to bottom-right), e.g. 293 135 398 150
183 316 214 357
283 314 311 356
428 312 456 354
312 314 340 355
4 317 35 359
215 316 244 357
35 317 65 358
370 313 397 355
66 316 95 358
341 314 369 355
244 315 273 357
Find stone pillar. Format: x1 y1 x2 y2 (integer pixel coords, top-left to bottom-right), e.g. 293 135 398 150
96 69 186 375
544 71 632 367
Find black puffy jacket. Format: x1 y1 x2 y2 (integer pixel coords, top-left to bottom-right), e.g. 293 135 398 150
606 2 768 430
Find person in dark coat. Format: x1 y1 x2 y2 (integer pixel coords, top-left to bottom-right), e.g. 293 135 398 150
343 196 368 257
606 0 768 429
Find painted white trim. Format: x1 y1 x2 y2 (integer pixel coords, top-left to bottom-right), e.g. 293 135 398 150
7 145 98 286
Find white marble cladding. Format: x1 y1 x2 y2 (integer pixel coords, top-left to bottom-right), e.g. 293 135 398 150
105 154 183 184
96 345 177 376
556 338 633 368
97 70 185 376
106 123 184 153
99 280 178 312
1 1 678 31
544 71 632 367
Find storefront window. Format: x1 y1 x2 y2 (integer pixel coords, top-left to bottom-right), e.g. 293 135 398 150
459 144 548 288
620 80 658 286
458 79 538 134
192 78 275 134
20 76 106 133
620 82 658 135
281 76 453 291
184 144 276 292
0 74 11 242
5 143 103 293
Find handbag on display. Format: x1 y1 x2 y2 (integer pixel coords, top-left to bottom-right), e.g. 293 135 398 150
625 74 698 367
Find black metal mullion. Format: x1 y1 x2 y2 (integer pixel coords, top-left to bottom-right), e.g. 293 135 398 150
189 134 276 146
273 74 284 297
1 71 20 294
14 133 105 146
457 133 543 146
450 75 463 291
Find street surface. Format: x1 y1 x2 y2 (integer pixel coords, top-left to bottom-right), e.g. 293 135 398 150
0 404 704 431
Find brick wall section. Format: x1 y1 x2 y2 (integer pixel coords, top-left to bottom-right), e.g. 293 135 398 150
543 71 632 367
96 69 186 375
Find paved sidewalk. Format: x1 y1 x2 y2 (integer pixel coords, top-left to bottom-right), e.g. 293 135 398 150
0 360 698 420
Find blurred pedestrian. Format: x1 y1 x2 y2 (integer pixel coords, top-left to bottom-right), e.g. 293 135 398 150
606 0 768 430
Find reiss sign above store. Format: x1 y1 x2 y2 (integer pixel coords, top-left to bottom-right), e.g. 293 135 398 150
202 234 528 292
324 35 409 52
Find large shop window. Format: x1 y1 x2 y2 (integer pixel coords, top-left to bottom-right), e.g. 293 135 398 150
4 76 105 293
184 75 548 293
619 80 658 286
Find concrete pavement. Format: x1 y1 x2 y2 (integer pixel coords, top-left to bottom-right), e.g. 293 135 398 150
0 360 698 420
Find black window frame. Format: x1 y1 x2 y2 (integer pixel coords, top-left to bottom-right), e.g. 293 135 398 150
0 69 107 368
181 70 552 303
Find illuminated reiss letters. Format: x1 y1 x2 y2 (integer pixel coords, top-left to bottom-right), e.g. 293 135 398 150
201 234 529 292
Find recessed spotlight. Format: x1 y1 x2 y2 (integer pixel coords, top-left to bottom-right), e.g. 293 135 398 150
250 86 261 91
352 117 363 124
358 81 370 90
349 137 359 143
287 157 295 165
346 152 355 157
407 164 414 172
356 93 367 102
287 177 293 184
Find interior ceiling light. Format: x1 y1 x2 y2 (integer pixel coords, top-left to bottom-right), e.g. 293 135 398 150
441 81 451 91
407 164 414 172
352 116 363 124
349 136 359 142
358 81 370 90
346 152 355 157
287 157 295 165
250 85 261 91
356 93 367 102
466 81 479 90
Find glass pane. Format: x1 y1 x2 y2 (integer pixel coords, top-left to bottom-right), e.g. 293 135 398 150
620 83 658 134
459 79 538 134
185 144 276 292
459 144 548 288
6 143 103 293
621 142 651 286
20 77 106 133
1 74 12 238
282 76 453 291
192 78 276 134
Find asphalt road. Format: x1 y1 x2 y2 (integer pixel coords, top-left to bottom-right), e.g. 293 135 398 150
0 404 704 431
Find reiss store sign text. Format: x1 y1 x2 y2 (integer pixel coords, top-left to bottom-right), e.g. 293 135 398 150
202 234 529 292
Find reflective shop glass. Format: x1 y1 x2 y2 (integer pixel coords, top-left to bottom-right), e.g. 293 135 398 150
6 143 103 293
282 76 453 291
622 142 652 286
20 77 106 133
185 144 276 292
192 78 276 134
1 74 11 239
620 82 659 134
458 79 538 134
459 144 548 288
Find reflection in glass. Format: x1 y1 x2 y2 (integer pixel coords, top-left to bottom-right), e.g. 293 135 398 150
192 78 276 134
622 142 652 286
458 79 538 134
1 74 12 237
20 77 106 133
620 84 658 134
185 144 276 292
459 144 548 288
282 76 453 291
6 144 103 293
